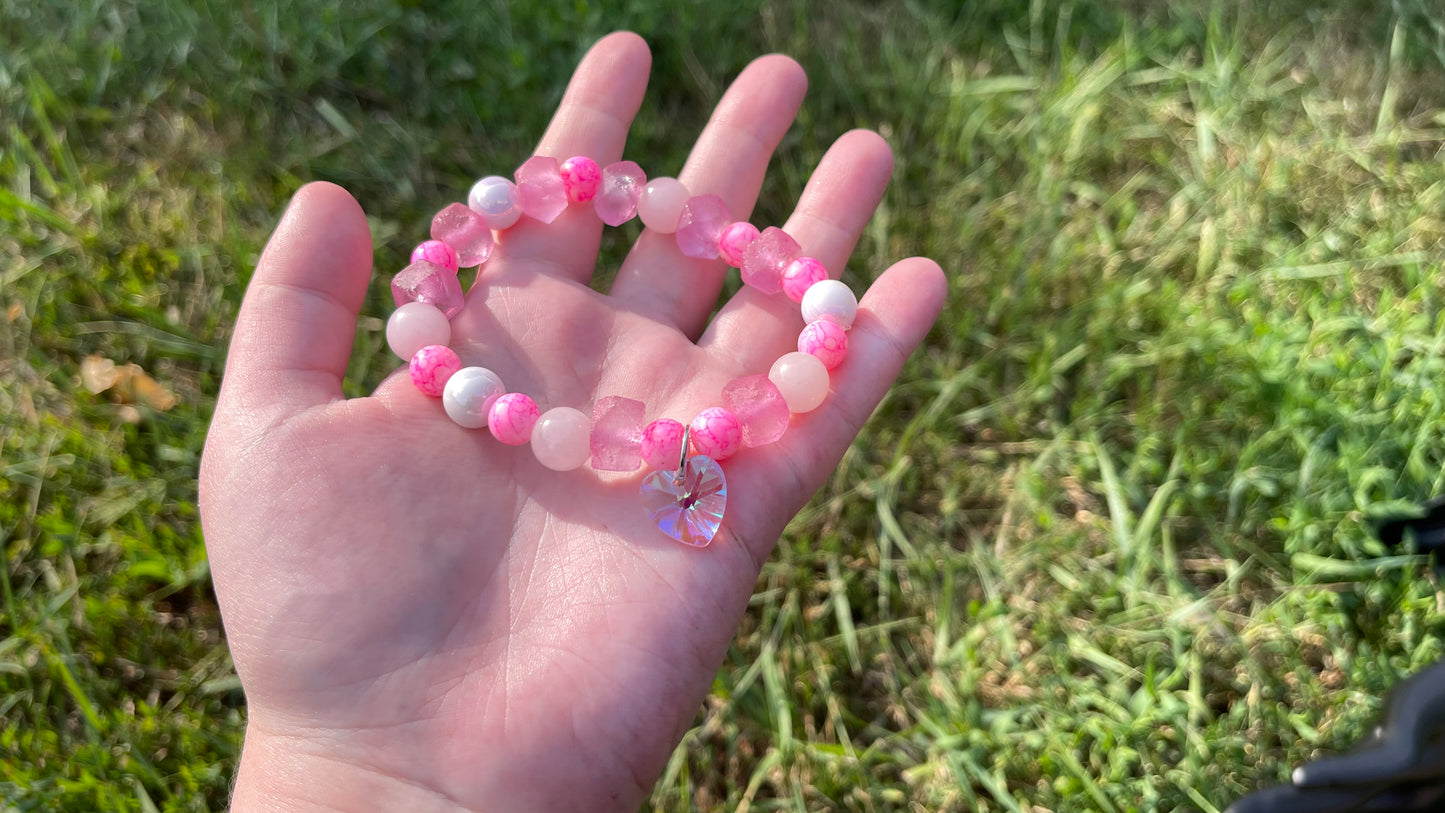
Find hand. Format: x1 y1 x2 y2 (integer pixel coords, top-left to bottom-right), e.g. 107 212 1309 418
200 31 946 813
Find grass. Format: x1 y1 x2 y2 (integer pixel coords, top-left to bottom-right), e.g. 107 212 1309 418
3 0 1445 810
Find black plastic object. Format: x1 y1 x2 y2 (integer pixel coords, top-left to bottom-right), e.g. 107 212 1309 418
1376 496 1445 559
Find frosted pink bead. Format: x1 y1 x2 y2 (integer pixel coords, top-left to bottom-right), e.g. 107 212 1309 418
409 345 462 397
798 319 849 370
675 194 731 260
722 374 790 447
638 177 689 233
590 396 645 472
640 419 686 471
410 239 459 273
386 302 451 360
431 203 495 267
740 227 801 295
782 257 828 303
531 407 592 471
392 259 465 319
769 351 830 413
487 392 541 446
800 278 857 329
516 156 569 224
594 161 646 226
718 222 760 267
443 367 505 429
468 176 523 230
689 407 742 461
559 156 602 203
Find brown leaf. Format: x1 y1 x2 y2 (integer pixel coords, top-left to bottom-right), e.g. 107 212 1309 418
80 355 120 394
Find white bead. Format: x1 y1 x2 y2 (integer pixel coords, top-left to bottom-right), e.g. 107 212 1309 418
386 302 451 360
800 279 857 329
442 367 505 428
468 176 523 230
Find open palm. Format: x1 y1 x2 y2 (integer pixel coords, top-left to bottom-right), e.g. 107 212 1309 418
200 32 945 813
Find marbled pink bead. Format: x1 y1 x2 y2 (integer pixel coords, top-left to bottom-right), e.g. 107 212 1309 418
722 374 790 447
640 419 686 471
675 194 731 260
740 227 801 295
487 392 541 446
559 156 602 203
798 319 849 370
590 396 645 472
718 222 759 267
638 177 689 233
392 259 465 319
408 345 461 397
689 407 742 461
411 239 460 274
594 161 646 226
782 256 828 303
516 155 568 224
431 203 495 268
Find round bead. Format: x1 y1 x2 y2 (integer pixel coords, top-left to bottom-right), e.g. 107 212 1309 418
442 367 505 429
559 156 602 203
409 345 462 397
386 302 451 360
640 419 686 471
769 352 830 413
798 320 849 370
718 222 760 267
800 279 857 328
488 392 541 446
689 407 742 461
410 240 460 274
468 176 523 230
531 407 592 471
637 177 689 233
782 257 828 304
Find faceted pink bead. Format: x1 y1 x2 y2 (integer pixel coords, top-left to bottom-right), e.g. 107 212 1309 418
559 156 602 203
411 239 459 273
488 392 541 446
675 194 731 260
689 407 742 461
392 259 465 319
722 375 790 447
590 396 645 472
516 156 568 224
782 256 828 303
594 161 646 226
409 345 461 397
740 227 801 295
638 177 689 233
718 222 759 267
640 419 686 471
798 319 849 370
431 203 495 268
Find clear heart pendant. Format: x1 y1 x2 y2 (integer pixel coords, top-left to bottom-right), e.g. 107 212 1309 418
639 454 727 547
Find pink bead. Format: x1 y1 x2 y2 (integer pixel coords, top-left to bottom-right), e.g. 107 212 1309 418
718 222 759 267
516 156 569 224
769 352 830 413
590 396 645 472
431 203 495 268
798 319 848 370
559 156 602 203
638 177 689 233
740 227 801 295
468 176 523 230
722 375 790 447
531 407 592 471
689 407 742 461
392 259 465 319
674 194 731 260
408 345 461 397
640 419 686 471
386 302 451 360
782 257 828 303
594 161 647 226
488 393 541 446
410 240 459 274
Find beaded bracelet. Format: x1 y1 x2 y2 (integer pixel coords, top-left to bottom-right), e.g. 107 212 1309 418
383 156 859 548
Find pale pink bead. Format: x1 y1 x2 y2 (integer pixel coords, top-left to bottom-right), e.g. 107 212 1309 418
640 419 686 471
769 351 830 413
386 302 451 360
782 257 828 303
675 194 731 259
718 222 760 267
595 161 646 226
531 407 592 471
559 156 602 203
740 227 801 295
590 396 645 472
487 393 541 446
392 259 465 319
638 177 689 233
798 319 848 370
431 203 495 267
410 240 459 274
516 156 569 224
468 176 523 230
689 407 742 461
800 278 857 329
722 375 790 447
409 345 462 397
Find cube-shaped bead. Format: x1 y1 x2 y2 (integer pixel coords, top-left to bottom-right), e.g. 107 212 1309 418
595 161 646 226
722 375 790 447
590 395 646 472
516 156 568 224
740 227 801 295
431 203 495 268
391 259 465 319
675 194 731 260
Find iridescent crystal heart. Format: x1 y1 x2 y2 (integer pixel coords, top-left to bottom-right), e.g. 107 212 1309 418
639 455 727 547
